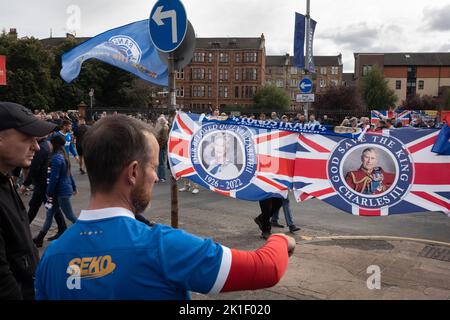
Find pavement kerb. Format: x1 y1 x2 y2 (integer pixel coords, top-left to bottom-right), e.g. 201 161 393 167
298 235 450 247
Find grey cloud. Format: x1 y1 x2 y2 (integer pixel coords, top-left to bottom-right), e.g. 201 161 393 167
439 43 450 51
320 23 379 50
423 4 450 31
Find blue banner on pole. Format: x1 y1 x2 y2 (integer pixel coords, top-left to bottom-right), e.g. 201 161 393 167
305 18 317 73
431 124 450 155
293 12 306 69
60 20 168 86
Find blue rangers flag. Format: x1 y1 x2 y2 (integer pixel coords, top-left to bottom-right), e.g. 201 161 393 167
294 12 317 72
431 124 450 155
293 13 306 69
60 20 168 86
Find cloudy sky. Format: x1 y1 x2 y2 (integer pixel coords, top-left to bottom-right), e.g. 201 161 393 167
1 0 449 72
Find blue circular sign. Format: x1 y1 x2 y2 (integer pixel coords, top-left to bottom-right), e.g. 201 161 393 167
149 0 187 52
299 78 313 93
190 123 257 192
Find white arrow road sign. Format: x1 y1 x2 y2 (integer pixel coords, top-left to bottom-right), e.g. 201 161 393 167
152 6 178 43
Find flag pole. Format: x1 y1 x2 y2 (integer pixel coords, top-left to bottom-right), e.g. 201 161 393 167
304 0 311 120
168 52 179 228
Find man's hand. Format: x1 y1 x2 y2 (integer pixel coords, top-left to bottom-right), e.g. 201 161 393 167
74 156 80 164
272 233 296 257
73 190 78 196
19 185 27 194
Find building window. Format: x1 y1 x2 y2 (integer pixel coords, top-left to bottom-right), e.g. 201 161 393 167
241 86 257 98
235 69 240 81
219 53 229 63
235 53 241 63
208 86 212 97
244 52 257 63
207 68 212 81
396 80 401 90
219 86 228 98
175 69 184 80
330 79 338 86
319 79 326 88
418 80 424 90
219 69 229 81
207 53 213 63
331 66 339 75
291 91 296 101
291 79 297 87
363 65 372 76
176 87 184 97
193 86 205 97
193 52 205 62
320 67 327 75
243 68 257 81
290 67 298 75
276 79 284 87
192 68 205 80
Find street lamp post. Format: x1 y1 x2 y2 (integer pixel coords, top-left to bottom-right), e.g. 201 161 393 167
89 88 94 109
304 0 311 120
168 53 179 228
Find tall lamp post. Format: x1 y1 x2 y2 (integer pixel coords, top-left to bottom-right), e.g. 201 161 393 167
304 0 311 120
89 88 94 109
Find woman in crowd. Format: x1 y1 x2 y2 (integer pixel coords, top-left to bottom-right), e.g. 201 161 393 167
33 134 77 247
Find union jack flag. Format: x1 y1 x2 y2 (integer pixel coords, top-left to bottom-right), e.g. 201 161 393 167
395 110 412 126
168 112 298 200
370 110 396 124
293 128 450 216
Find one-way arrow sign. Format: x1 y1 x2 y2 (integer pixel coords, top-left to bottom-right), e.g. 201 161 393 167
152 6 178 43
149 0 187 52
299 78 313 93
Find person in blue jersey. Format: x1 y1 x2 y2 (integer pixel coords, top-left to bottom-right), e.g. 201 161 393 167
57 120 79 163
35 115 296 300
33 134 78 247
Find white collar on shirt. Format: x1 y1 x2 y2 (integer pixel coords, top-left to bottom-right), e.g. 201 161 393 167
78 207 136 221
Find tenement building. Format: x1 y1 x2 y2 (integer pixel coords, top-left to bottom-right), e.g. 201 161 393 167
266 54 343 110
175 35 266 111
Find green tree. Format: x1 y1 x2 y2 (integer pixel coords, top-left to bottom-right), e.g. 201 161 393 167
400 94 440 110
253 85 290 111
0 35 55 110
49 38 138 110
361 66 397 110
443 88 450 109
315 85 366 111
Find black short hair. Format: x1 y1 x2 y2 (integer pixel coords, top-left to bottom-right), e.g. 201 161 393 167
82 115 154 193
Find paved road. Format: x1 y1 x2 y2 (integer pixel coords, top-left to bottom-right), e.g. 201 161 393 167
26 166 450 299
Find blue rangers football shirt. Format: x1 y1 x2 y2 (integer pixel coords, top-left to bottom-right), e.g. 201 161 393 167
35 207 231 300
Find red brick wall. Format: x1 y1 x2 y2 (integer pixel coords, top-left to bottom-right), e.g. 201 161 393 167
384 66 407 78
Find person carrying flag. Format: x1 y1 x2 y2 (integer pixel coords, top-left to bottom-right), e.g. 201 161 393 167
35 115 296 300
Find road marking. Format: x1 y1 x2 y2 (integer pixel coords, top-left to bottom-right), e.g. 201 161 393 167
299 235 450 247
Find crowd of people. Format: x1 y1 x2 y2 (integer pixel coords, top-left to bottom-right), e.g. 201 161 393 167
1 102 448 300
0 101 298 300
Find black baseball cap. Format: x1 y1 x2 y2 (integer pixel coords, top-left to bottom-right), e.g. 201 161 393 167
0 102 56 136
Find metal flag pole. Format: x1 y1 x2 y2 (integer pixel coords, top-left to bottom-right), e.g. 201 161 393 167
168 52 179 228
304 0 311 120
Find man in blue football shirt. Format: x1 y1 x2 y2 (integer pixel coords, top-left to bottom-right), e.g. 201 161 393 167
57 120 79 163
35 115 296 300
